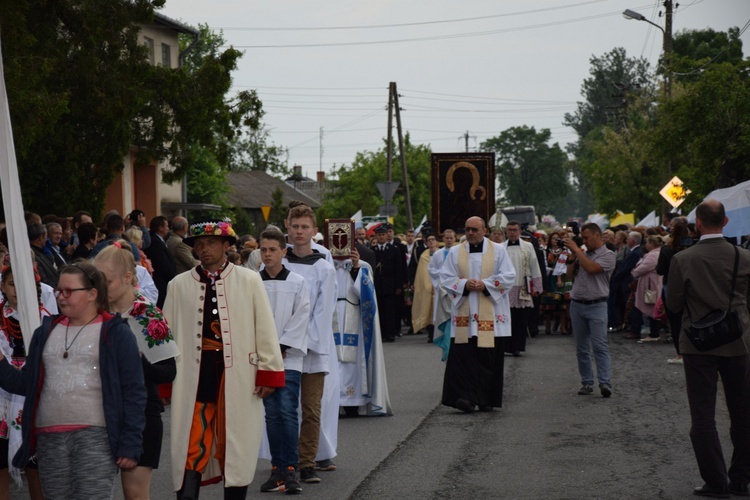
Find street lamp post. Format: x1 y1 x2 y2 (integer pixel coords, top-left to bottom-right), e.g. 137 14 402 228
623 2 674 217
622 4 673 99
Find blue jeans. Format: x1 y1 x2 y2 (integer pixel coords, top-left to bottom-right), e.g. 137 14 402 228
263 369 301 468
570 301 611 386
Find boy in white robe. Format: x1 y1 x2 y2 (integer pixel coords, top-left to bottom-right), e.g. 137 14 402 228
283 205 337 483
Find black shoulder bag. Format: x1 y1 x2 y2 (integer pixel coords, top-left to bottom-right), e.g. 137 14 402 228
685 246 743 351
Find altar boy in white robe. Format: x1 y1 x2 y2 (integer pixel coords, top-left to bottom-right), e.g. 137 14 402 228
282 204 338 483
258 229 310 494
334 247 393 418
439 216 516 413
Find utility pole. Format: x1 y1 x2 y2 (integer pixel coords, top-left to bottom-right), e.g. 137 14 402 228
386 83 394 183
461 130 476 152
662 0 673 216
381 82 414 228
393 84 413 228
663 0 673 101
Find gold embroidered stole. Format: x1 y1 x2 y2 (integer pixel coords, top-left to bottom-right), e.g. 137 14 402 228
456 241 496 348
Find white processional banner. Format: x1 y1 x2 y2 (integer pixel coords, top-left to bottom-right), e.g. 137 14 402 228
0 35 42 347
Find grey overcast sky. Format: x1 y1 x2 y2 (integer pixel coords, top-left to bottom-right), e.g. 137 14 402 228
161 0 749 177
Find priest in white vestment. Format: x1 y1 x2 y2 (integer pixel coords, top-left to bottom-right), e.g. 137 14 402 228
438 217 516 413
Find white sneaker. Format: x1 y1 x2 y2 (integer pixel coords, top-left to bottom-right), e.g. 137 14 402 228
667 357 683 364
637 336 660 343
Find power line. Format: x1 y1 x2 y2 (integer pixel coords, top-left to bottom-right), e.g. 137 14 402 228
217 0 614 31
399 88 575 104
247 91 385 98
261 98 386 105
402 95 577 106
271 127 383 134
240 85 385 91
225 8 655 49
403 104 574 113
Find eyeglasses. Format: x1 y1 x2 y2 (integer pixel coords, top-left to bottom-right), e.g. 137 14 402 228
464 227 482 233
54 287 92 298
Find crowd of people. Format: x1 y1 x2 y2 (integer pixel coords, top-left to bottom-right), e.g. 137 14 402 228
0 203 395 499
400 202 749 498
0 199 747 499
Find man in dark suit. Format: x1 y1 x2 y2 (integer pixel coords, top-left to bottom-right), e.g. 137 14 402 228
667 200 750 499
356 241 376 270
145 215 176 308
28 223 59 288
373 226 407 342
612 232 643 339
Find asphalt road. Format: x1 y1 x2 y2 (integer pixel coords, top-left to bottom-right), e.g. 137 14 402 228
18 328 734 499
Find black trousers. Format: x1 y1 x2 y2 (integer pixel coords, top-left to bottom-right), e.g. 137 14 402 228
505 307 529 353
442 337 506 409
683 353 750 487
377 293 398 340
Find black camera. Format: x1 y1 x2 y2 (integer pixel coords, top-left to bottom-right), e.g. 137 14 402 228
569 221 584 247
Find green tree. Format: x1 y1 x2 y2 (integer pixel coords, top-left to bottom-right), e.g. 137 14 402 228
0 3 263 217
319 134 432 231
651 60 750 202
480 126 569 215
268 187 287 228
670 27 744 83
564 47 653 138
562 48 654 218
185 145 229 221
229 127 290 177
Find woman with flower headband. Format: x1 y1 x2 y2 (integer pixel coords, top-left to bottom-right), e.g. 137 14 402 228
0 256 49 499
94 241 179 500
0 261 146 499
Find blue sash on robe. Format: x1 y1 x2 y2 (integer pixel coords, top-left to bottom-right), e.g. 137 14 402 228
360 267 375 364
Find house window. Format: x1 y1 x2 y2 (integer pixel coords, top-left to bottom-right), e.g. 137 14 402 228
161 43 172 68
144 36 155 65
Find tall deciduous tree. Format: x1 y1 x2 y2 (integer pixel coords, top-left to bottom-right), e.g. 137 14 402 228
670 27 744 82
229 126 290 177
480 126 569 216
564 47 653 138
562 48 654 218
0 2 263 217
318 134 432 231
268 187 287 228
652 60 750 201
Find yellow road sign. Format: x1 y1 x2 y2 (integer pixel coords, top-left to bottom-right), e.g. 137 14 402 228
261 205 271 222
659 176 691 208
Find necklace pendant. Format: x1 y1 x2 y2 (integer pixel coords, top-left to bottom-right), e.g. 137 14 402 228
63 351 68 359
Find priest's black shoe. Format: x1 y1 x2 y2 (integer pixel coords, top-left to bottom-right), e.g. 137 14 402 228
693 483 730 498
455 398 475 413
730 481 749 497
478 405 493 412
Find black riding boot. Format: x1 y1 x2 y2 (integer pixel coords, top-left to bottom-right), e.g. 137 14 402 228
176 470 202 500
223 485 248 499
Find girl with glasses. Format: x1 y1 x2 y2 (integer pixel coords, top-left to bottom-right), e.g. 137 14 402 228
0 261 146 499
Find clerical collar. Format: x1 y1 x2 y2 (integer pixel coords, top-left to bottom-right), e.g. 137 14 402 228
469 241 484 253
507 240 520 246
260 266 290 281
